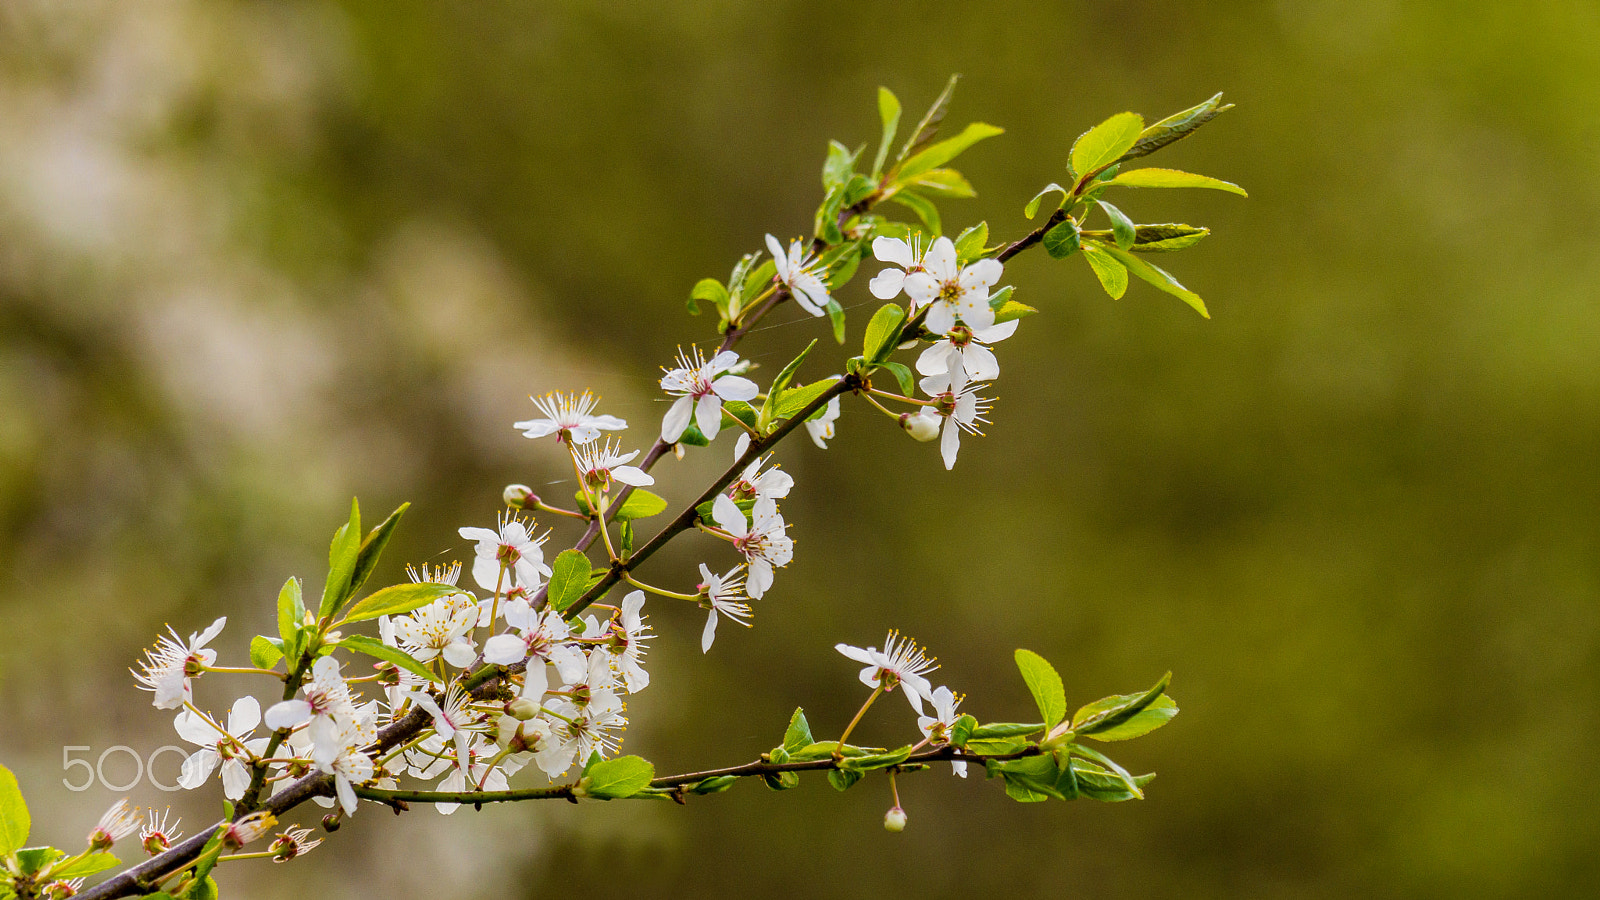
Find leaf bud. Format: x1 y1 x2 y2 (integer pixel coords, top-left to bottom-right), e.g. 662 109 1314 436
883 805 908 832
503 484 536 509
899 410 941 442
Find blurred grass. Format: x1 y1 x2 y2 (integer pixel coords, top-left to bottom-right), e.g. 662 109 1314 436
2 1 1599 898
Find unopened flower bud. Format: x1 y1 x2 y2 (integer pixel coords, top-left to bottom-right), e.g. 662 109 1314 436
503 484 536 509
883 805 908 832
506 697 540 720
899 410 940 442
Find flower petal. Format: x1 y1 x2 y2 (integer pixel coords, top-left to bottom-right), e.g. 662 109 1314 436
872 236 914 268
868 268 907 300
712 375 759 402
695 393 723 440
661 395 694 443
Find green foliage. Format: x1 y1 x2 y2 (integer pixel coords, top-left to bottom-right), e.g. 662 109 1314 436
1108 167 1247 196
249 635 284 670
575 488 668 521
761 339 818 429
340 582 467 623
898 122 1004 180
1071 112 1144 181
872 86 901 178
862 304 906 365
782 708 814 753
1096 200 1137 250
318 499 362 619
1100 244 1209 318
1024 182 1069 220
1043 219 1081 259
953 221 988 262
338 634 441 683
773 379 838 420
547 549 595 612
52 851 120 878
1116 92 1233 162
893 75 960 169
1073 672 1174 739
277 575 305 658
0 763 27 855
349 502 409 598
1079 242 1128 298
1014 649 1067 728
581 755 656 799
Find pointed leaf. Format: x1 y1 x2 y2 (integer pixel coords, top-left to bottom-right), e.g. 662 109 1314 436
248 635 284 670
910 168 976 198
783 708 814 753
338 634 441 683
889 191 941 236
340 582 467 623
863 304 907 364
1080 243 1128 299
774 379 839 420
350 502 409 598
1101 245 1209 318
318 499 361 619
1071 112 1144 181
762 339 818 426
899 122 1004 180
582 756 655 800
1097 200 1137 249
895 74 960 167
1117 93 1233 163
0 763 28 854
276 576 304 654
546 549 594 613
1108 167 1246 196
822 140 856 192
881 361 915 396
1043 219 1081 259
1083 695 1178 742
952 222 988 263
1014 649 1066 728
872 86 902 178
687 278 728 317
1073 672 1173 736
1025 183 1069 220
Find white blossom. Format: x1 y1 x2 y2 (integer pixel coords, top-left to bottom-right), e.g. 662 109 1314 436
513 391 626 444
87 799 141 849
900 236 1003 334
390 590 480 668
458 513 550 593
174 696 269 799
264 655 357 762
915 319 1018 382
835 630 939 714
868 234 930 300
916 686 968 777
573 438 655 493
730 433 794 503
140 808 183 855
806 394 842 449
766 234 832 316
711 493 792 599
659 347 759 443
481 600 588 704
132 617 226 710
697 563 752 653
919 365 991 470
602 591 652 693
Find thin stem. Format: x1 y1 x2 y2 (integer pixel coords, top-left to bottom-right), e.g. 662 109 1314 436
835 685 884 754
200 665 286 679
535 500 589 521
620 571 699 601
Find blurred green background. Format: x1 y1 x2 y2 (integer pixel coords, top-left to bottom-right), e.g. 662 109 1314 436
3 1 1598 897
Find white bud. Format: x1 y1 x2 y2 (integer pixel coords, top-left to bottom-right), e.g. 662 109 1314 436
506 697 540 720
503 484 535 509
883 805 907 832
899 410 940 442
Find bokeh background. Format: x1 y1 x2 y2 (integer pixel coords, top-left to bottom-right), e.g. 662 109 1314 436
3 1 1598 898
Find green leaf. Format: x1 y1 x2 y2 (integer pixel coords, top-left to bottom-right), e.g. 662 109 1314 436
619 521 634 557
827 768 863 792
1024 183 1069 220
881 361 915 396
1100 245 1209 318
952 222 988 263
690 775 737 795
1080 242 1128 299
0 763 29 855
338 634 441 683
688 277 728 317
1014 649 1067 728
888 191 941 236
1129 223 1210 252
581 755 655 800
762 339 818 427
782 708 814 754
1083 695 1178 742
740 258 778 301
190 825 228 886
276 576 305 654
1042 219 1081 259
1097 200 1137 250
992 300 1039 326
774 379 839 420
1117 92 1233 163
1070 758 1154 802
970 722 1044 739
826 297 847 345
1073 672 1173 736
1070 744 1145 799
822 140 856 192
248 635 284 670
580 488 671 522
721 400 759 433
950 714 977 747
340 582 466 624
1107 167 1246 196
863 304 907 364
51 851 120 878
872 86 902 178
1071 112 1144 181
895 74 960 167
899 122 1003 181
997 755 1067 801
318 498 362 620
840 745 914 772
547 549 594 613
349 502 409 598
909 168 976 199
814 183 848 244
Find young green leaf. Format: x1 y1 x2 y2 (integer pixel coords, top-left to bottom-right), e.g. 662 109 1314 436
581 756 655 799
827 767 863 792
0 762 29 855
1025 183 1069 220
349 502 409 598
992 299 1039 326
1117 223 1210 252
1079 242 1128 298
895 74 960 167
1073 671 1173 736
50 851 120 878
318 499 361 620
863 304 907 364
872 86 902 178
908 168 976 198
952 221 988 263
277 576 304 653
338 634 442 683
783 708 814 754
839 745 915 772
1116 92 1233 163
1101 245 1209 318
888 191 941 236
339 582 467 623
898 122 1004 181
1014 649 1067 728
880 361 915 396
822 140 857 192
1108 167 1246 196
1069 758 1154 802
1082 695 1178 742
950 713 978 747
762 339 818 426
248 635 284 670
690 775 738 795
1097 200 1137 249
1070 112 1144 182
826 297 847 345
773 379 839 420
1042 219 1081 259
546 549 594 612
688 278 729 317
577 488 670 522
1070 744 1145 799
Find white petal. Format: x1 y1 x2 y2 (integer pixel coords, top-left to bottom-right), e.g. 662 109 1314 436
457 526 499 546
971 318 1019 342
958 293 996 330
961 343 1000 381
471 556 502 593
221 758 251 800
336 774 359 816
924 237 958 280
695 393 723 440
902 272 940 306
869 268 907 299
194 616 228 649
174 709 220 745
940 418 961 469
791 276 830 316
747 558 772 599
482 634 527 665
961 258 1003 290
612 466 654 487
514 420 559 439
872 236 914 267
834 643 876 665
179 749 218 790
916 342 956 377
264 699 311 732
442 640 478 668
589 414 628 431
227 696 261 736
712 375 759 402
765 234 789 279
924 302 956 336
712 493 747 536
661 395 695 443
